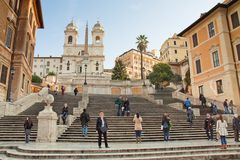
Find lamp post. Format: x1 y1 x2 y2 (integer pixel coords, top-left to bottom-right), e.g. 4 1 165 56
7 66 15 102
84 64 87 85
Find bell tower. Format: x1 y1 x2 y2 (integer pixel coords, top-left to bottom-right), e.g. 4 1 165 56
92 21 104 46
64 20 78 46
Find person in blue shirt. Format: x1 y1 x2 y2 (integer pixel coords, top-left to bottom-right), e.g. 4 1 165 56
184 98 191 110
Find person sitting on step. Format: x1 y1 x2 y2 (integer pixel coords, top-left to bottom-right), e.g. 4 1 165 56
61 103 69 125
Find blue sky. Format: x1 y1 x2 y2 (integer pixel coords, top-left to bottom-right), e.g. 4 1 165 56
35 0 221 69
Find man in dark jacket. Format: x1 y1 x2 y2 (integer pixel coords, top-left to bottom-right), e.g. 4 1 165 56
199 94 207 108
233 114 240 142
80 109 90 137
204 113 215 140
24 117 33 143
96 111 109 148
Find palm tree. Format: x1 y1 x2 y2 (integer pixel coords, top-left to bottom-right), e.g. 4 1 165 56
136 35 149 80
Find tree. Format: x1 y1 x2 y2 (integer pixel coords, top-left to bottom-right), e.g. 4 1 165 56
136 35 149 80
112 59 129 80
184 69 191 92
148 63 173 88
48 71 56 76
32 75 42 83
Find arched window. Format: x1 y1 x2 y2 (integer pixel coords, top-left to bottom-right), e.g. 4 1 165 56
68 36 73 44
95 36 100 43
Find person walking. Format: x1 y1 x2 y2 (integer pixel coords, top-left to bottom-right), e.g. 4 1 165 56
61 86 65 95
96 111 109 148
24 117 33 143
80 109 90 137
199 94 207 108
124 97 130 117
229 100 234 114
161 113 171 142
223 99 229 114
74 88 78 96
187 107 194 127
133 113 143 143
184 98 191 110
204 113 215 141
54 87 58 95
61 103 69 125
232 114 240 142
216 114 228 149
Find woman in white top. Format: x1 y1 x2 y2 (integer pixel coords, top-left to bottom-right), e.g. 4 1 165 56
216 114 228 149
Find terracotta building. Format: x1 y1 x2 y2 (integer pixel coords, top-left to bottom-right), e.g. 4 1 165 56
160 34 188 63
0 0 44 101
178 0 240 105
117 49 161 80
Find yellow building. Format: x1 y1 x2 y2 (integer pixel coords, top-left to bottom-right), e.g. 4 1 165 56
178 0 240 106
160 34 188 63
117 49 161 80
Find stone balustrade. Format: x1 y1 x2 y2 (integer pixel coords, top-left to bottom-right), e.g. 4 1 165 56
172 90 239 114
0 87 48 117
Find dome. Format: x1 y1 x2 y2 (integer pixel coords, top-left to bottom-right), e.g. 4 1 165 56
92 21 104 31
66 20 78 30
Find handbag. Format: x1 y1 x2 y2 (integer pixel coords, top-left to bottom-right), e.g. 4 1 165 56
100 125 108 133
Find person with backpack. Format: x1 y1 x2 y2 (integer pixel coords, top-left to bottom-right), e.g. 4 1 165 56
161 113 171 142
114 97 122 116
80 109 90 137
204 113 215 141
216 114 228 149
184 98 191 110
133 113 143 143
232 114 240 142
187 107 194 127
24 117 33 143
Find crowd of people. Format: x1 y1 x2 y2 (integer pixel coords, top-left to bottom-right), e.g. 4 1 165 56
23 92 239 150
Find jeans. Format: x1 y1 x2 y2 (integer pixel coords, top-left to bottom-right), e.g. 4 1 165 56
220 136 227 145
206 128 213 140
224 106 229 114
163 129 169 141
25 129 31 143
98 131 108 147
62 112 68 124
82 126 88 136
234 129 239 142
116 105 121 116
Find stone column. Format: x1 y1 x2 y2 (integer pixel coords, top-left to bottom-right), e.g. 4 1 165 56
36 94 58 142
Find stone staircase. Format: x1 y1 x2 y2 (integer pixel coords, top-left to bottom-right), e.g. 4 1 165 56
0 143 240 159
57 94 234 142
0 93 81 142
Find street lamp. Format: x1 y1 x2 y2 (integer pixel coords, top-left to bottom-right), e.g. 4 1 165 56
84 64 87 85
7 66 15 102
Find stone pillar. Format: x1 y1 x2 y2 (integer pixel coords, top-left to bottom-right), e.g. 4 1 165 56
36 94 58 142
